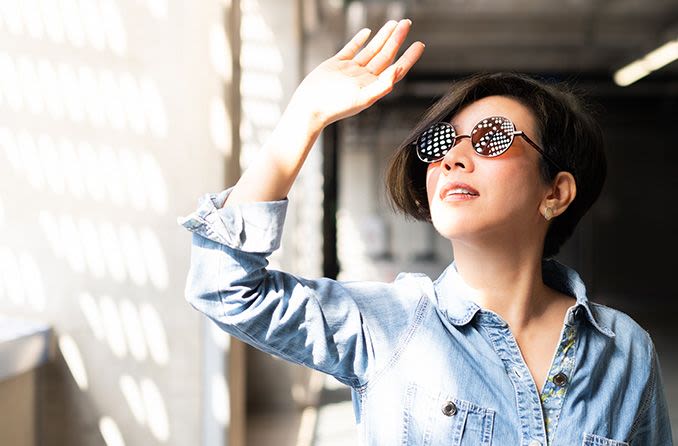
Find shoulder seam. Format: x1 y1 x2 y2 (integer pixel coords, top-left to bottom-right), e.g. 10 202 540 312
627 330 656 441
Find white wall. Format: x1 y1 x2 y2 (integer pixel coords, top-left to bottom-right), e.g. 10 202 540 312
0 1 234 444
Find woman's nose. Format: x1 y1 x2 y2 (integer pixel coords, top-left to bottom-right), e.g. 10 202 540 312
441 135 474 172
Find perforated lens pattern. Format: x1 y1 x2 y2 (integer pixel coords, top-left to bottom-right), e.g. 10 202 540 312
471 117 515 157
416 122 455 162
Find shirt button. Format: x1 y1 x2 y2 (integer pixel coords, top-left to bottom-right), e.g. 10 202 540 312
553 372 569 387
528 440 542 446
441 401 457 416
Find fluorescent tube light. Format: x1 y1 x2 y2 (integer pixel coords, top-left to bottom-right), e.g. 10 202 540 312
614 38 678 87
644 40 678 70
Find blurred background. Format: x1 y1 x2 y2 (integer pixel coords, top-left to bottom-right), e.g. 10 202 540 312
0 0 676 445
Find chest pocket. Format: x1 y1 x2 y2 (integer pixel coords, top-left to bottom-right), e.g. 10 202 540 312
402 382 495 446
582 433 629 446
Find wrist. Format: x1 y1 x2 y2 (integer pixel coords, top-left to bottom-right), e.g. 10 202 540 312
285 94 327 132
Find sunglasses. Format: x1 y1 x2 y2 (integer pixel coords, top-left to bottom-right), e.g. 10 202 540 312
415 116 564 171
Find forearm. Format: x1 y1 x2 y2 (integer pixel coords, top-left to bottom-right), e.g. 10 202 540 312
223 99 325 207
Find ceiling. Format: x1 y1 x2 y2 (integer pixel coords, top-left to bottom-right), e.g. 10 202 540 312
318 0 678 85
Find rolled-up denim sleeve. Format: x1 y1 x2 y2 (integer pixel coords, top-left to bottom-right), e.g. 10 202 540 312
178 187 424 388
629 337 674 445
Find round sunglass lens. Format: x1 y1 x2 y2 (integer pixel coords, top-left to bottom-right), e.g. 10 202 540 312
471 116 514 157
417 123 455 162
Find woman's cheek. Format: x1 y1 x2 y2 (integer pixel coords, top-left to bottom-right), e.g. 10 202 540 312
425 165 440 205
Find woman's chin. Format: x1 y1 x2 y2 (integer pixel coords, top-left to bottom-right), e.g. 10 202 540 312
432 221 478 241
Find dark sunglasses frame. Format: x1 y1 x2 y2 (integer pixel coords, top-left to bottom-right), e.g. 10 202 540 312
415 116 565 172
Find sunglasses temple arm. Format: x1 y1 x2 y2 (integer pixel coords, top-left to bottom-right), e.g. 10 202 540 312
515 132 564 172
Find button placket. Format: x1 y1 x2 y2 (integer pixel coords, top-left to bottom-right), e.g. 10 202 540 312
540 323 578 445
481 323 547 444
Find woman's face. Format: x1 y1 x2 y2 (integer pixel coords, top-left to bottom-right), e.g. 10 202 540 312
426 95 549 243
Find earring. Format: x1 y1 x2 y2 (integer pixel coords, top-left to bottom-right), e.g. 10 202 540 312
544 207 554 221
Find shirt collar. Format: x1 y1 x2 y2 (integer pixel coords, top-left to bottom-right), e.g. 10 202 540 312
432 258 615 338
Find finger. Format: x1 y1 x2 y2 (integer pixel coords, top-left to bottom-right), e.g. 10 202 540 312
356 64 399 107
393 41 425 82
335 28 372 60
353 20 399 66
365 19 411 75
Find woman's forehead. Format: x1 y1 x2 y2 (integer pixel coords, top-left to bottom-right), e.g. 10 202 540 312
449 95 537 131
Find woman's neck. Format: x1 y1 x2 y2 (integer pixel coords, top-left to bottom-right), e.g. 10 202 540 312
450 239 555 332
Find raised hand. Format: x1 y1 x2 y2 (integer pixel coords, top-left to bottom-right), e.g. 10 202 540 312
290 19 425 127
223 20 424 206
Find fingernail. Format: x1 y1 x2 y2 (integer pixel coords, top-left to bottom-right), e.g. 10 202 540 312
406 19 412 25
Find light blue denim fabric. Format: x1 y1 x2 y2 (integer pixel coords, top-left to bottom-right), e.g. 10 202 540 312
179 186 673 446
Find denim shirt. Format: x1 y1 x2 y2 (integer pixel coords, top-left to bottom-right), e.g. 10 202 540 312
179 187 673 446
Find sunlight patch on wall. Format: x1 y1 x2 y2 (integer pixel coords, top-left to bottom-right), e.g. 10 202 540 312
79 219 107 278
119 374 146 425
0 56 166 133
33 210 171 287
139 228 169 290
78 293 171 365
119 299 148 361
99 416 126 446
140 378 170 442
59 214 86 273
0 129 169 213
0 247 23 305
0 0 127 55
0 248 46 311
100 295 128 358
18 253 47 311
119 224 148 286
139 302 170 365
119 374 172 442
59 334 89 390
78 292 106 341
98 222 128 282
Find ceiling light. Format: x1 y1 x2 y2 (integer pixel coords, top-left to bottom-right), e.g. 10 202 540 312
614 39 678 87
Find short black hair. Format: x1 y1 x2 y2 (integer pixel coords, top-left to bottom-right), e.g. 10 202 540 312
384 72 606 259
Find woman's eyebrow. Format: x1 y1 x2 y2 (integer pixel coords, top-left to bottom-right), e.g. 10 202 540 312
449 121 470 133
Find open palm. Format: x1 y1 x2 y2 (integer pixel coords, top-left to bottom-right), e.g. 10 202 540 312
291 20 425 127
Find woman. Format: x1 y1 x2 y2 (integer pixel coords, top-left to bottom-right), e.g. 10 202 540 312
179 19 672 445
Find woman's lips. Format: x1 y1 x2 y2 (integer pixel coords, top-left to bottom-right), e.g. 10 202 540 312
439 181 480 202
442 193 479 202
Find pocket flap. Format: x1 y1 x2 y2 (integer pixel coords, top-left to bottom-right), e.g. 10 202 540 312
582 432 629 446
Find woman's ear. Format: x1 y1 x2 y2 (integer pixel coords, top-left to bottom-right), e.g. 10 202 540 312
541 171 576 219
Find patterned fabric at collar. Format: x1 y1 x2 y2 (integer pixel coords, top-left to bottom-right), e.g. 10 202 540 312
432 258 615 338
